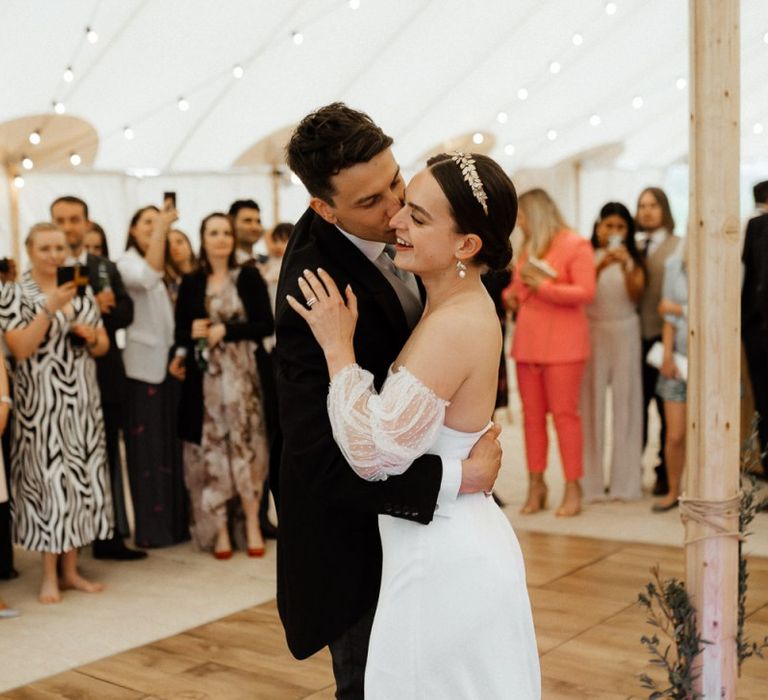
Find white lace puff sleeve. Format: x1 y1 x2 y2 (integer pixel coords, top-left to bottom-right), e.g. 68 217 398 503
328 364 449 482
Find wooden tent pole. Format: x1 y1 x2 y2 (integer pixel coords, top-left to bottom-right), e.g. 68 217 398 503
5 165 22 264
271 167 281 226
686 1 740 697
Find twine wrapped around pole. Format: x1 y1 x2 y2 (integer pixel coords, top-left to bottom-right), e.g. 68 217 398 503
679 494 744 545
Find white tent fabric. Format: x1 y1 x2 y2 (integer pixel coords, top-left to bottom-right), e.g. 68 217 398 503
1 0 768 255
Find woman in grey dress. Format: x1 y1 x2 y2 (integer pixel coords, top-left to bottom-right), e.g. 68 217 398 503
580 203 645 502
1 224 112 603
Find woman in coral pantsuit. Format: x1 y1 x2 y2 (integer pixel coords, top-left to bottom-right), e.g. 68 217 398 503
503 189 596 517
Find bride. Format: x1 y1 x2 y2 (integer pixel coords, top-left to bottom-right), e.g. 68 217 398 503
287 152 540 699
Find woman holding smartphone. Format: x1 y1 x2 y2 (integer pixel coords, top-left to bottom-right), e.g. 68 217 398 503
1 223 111 603
502 188 596 517
580 203 645 503
118 203 189 548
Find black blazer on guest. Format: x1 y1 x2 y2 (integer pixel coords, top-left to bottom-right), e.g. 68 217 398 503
86 253 133 403
174 265 274 445
742 213 768 333
272 208 445 660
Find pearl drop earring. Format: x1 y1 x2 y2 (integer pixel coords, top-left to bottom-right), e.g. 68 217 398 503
456 260 467 279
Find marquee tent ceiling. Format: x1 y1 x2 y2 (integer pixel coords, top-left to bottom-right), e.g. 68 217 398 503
2 0 767 179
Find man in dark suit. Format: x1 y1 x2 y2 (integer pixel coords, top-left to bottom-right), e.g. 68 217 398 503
273 103 502 699
742 210 768 479
51 196 145 559
228 199 278 540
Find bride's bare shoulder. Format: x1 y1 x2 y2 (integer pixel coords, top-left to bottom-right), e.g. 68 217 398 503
418 292 500 345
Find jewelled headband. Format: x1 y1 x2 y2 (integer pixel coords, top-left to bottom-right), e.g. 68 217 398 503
450 151 489 215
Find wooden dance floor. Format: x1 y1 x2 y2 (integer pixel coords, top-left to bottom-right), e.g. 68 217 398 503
4 531 768 699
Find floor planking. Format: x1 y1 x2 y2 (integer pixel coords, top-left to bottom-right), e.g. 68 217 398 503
5 531 768 699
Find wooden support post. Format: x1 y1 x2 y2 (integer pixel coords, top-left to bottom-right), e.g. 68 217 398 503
686 1 740 697
4 165 22 264
271 167 281 226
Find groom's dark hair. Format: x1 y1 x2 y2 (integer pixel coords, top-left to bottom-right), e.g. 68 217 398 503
286 102 393 204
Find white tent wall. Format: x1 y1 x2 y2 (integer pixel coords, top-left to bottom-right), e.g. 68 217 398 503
0 172 311 264
1 160 765 266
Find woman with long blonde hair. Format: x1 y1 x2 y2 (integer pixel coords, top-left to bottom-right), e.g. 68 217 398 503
503 188 596 517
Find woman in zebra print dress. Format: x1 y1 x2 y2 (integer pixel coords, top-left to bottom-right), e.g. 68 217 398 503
0 223 113 603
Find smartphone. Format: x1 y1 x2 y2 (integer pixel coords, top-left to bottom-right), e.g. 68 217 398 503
607 234 623 250
163 191 177 209
528 256 557 279
57 264 90 297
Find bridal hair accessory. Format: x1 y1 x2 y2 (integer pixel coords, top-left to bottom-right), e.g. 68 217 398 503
456 260 467 279
450 152 489 215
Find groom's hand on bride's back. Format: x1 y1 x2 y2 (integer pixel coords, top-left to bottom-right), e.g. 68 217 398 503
459 424 502 494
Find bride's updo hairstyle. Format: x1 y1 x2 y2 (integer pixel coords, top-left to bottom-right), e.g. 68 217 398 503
426 153 516 270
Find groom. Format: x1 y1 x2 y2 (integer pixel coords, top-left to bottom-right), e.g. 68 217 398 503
272 102 503 698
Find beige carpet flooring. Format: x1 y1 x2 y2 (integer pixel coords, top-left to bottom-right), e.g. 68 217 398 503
1 387 766 692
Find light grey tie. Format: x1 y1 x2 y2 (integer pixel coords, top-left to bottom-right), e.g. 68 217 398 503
374 247 423 329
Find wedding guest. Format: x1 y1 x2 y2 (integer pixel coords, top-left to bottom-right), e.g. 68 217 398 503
118 205 189 548
50 196 141 560
84 222 110 259
1 223 111 603
636 187 680 495
174 213 274 557
166 228 197 305
229 206 281 538
653 244 688 511
229 200 265 265
0 337 15 584
581 203 645 502
503 188 595 516
260 223 294 309
741 209 768 479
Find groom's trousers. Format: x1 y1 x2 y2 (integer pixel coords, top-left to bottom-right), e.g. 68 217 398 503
328 605 376 699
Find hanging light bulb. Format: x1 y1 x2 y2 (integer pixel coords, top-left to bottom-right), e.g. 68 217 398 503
676 77 687 90
22 156 33 170
589 114 602 126
763 31 768 44
69 153 82 166
349 0 360 8
53 101 66 114
29 130 41 145
178 97 190 111
504 144 515 156
86 26 99 44
13 175 24 189
63 66 74 83
517 87 529 101
292 31 304 45
549 61 561 74
605 2 617 15
572 33 583 46
472 132 484 145
233 64 244 79
497 111 508 124
632 95 644 109
123 126 135 140
754 123 764 135
547 129 558 141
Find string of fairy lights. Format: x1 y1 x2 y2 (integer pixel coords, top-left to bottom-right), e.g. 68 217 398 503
7 0 768 190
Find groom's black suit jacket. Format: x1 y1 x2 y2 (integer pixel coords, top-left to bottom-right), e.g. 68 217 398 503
272 208 445 659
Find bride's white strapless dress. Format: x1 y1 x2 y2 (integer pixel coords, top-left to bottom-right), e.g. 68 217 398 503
328 365 541 699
